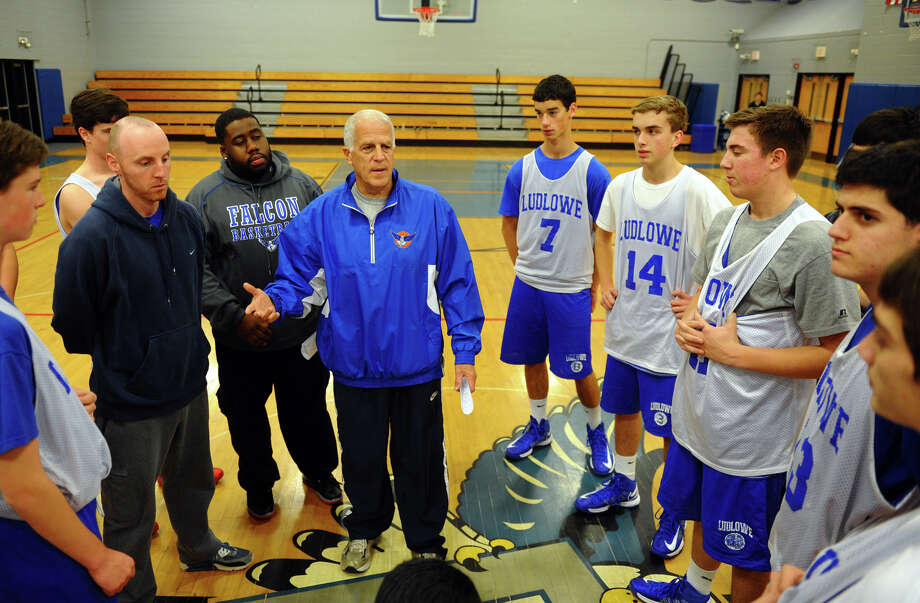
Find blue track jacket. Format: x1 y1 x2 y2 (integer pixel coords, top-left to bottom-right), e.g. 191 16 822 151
265 170 484 388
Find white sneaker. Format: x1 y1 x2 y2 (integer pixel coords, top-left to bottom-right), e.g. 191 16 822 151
341 538 374 573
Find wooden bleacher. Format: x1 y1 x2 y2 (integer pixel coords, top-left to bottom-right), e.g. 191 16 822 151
54 70 673 144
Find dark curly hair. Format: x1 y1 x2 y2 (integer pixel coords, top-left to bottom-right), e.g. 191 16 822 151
836 140 920 225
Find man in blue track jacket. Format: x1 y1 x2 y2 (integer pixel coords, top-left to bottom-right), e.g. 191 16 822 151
245 109 484 573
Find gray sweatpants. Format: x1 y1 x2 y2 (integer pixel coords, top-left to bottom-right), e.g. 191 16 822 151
95 391 222 603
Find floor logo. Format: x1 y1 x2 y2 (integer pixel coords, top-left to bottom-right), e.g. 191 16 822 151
231 398 732 602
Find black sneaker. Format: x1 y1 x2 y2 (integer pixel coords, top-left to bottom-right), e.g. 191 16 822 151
247 489 276 520
180 542 253 572
303 473 343 504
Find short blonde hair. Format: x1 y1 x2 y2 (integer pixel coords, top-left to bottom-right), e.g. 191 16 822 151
631 95 688 134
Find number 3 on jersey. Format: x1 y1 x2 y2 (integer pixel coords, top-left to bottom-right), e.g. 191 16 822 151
785 436 814 511
625 251 666 295
539 218 561 252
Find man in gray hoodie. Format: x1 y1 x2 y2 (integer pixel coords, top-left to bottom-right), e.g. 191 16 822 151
186 109 339 520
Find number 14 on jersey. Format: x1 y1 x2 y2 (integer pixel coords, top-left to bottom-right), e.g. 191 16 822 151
625 251 666 296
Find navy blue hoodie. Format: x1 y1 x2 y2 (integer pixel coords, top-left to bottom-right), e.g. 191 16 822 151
52 177 210 421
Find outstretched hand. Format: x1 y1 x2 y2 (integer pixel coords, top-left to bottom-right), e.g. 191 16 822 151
237 313 272 347
243 282 280 324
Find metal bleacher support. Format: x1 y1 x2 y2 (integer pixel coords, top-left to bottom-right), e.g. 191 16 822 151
659 45 700 130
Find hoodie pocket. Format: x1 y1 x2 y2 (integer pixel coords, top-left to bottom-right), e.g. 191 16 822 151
126 324 209 399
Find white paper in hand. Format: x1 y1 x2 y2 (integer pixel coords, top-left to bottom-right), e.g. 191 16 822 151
460 377 474 415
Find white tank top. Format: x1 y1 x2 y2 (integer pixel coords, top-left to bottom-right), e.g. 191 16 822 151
53 173 100 238
605 169 694 375
514 149 594 293
672 202 826 476
778 508 920 602
0 297 111 520
769 311 920 569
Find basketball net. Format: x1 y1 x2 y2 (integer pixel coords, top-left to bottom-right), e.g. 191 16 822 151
906 7 920 40
413 6 440 37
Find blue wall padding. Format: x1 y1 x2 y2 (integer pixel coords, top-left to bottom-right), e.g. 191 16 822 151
36 68 65 141
839 83 920 152
690 83 719 125
690 123 717 153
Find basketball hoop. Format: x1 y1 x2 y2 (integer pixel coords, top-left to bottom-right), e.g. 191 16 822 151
413 6 440 37
906 6 920 40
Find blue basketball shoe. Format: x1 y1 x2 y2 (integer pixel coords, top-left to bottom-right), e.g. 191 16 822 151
650 508 685 558
586 422 613 476
574 472 639 513
505 416 552 460
629 576 709 603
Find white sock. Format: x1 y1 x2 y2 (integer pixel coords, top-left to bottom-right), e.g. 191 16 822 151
529 398 547 421
583 404 602 429
614 453 636 480
685 559 717 596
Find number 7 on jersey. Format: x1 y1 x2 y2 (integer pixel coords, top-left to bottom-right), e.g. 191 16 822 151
539 218 561 252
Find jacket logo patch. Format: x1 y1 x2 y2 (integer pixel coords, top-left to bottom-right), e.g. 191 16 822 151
391 230 416 248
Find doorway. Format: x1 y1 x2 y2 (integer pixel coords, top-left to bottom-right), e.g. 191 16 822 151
795 72 854 163
0 59 43 139
735 74 770 110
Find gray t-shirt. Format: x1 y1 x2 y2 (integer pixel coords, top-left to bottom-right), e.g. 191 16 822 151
351 184 389 227
692 198 860 339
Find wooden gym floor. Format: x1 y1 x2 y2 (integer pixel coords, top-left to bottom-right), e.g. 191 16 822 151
18 140 840 602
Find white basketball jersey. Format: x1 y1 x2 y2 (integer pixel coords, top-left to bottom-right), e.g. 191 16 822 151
0 297 110 520
769 311 920 570
53 173 100 238
672 202 826 476
605 169 694 375
779 508 920 603
514 149 594 293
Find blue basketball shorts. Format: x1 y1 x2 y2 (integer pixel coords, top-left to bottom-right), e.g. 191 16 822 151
658 440 786 571
600 355 676 437
500 277 592 380
0 499 115 602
